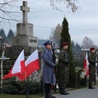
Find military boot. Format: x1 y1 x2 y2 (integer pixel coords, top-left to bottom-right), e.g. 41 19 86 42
50 95 56 98
45 94 56 98
89 83 95 89
60 88 69 95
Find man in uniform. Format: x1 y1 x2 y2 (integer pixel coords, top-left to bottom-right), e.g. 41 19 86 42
58 42 70 95
42 40 56 98
88 47 97 89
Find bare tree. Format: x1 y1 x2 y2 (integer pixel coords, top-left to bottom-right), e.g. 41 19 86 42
50 24 62 47
0 0 21 21
0 0 78 22
81 36 96 49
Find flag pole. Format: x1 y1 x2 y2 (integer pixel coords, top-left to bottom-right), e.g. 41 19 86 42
25 68 29 98
26 77 29 98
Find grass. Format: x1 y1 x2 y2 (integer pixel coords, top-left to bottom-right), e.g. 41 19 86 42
0 94 44 98
0 91 58 98
0 88 80 98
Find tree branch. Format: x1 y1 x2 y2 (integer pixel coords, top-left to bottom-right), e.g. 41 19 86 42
47 0 78 12
0 0 21 22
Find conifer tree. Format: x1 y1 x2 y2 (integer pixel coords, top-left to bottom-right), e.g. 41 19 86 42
0 29 7 45
60 17 76 87
7 29 14 45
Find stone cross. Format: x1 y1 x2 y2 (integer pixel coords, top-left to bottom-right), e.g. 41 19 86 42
20 1 30 24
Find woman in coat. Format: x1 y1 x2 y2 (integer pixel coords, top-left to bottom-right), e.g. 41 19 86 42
42 40 56 98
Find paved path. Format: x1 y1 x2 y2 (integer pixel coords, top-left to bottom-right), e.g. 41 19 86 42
54 86 98 98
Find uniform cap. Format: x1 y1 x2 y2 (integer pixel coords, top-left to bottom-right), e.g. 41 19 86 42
43 40 51 46
62 42 68 46
90 47 95 51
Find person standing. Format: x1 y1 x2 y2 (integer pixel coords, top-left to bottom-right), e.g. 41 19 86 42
88 47 97 89
42 40 56 98
58 42 70 95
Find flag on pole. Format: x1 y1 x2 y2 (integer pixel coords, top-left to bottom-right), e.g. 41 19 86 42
17 49 40 81
3 50 25 79
83 52 89 76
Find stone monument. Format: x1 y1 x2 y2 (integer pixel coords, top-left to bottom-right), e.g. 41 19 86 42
13 1 38 47
0 2 41 88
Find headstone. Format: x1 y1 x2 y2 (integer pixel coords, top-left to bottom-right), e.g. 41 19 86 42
12 1 38 47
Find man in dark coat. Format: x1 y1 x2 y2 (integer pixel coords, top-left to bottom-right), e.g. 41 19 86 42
88 47 97 89
58 42 70 95
42 40 56 98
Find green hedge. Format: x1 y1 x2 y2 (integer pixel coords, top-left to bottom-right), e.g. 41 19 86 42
3 78 41 94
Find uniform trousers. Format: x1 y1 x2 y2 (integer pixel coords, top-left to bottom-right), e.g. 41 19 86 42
45 83 51 97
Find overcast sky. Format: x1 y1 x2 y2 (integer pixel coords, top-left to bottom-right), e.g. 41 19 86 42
0 0 98 45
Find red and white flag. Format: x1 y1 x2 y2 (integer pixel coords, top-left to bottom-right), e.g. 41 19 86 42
17 49 40 81
3 50 25 79
83 52 89 76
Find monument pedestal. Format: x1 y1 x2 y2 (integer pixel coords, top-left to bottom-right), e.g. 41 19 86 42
12 23 38 47
13 35 38 47
17 23 33 36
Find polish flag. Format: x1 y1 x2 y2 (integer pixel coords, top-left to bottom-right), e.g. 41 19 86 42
17 49 40 81
83 52 89 76
3 50 25 79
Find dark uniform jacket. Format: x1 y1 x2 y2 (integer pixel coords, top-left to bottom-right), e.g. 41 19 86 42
88 53 97 69
59 49 69 67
